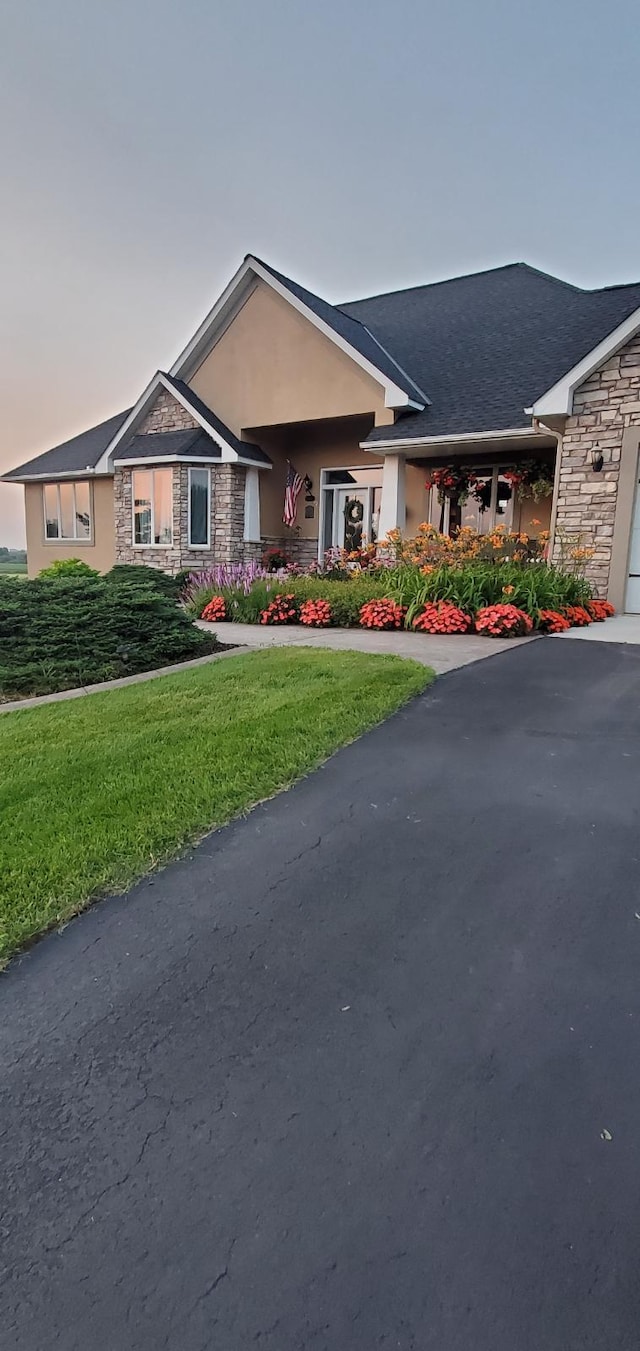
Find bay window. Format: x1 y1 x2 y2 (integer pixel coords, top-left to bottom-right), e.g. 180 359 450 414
43 481 92 540
188 467 210 547
132 469 173 546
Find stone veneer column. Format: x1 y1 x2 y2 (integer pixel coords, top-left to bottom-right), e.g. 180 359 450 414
553 334 640 596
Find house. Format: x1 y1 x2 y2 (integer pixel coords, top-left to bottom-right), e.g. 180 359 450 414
6 254 640 608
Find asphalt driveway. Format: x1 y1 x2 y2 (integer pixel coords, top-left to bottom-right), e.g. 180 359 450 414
2 638 640 1350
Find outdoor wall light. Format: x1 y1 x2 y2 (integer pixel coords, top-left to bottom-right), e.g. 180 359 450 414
591 448 604 473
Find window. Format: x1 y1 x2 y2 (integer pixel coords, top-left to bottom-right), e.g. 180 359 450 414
43 481 92 540
132 469 173 546
188 467 210 547
427 465 515 535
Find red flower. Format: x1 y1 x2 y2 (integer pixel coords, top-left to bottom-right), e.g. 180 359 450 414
259 593 300 625
537 609 571 633
359 598 406 630
200 595 226 622
586 599 615 621
300 598 332 627
562 605 592 627
475 604 533 637
413 601 471 635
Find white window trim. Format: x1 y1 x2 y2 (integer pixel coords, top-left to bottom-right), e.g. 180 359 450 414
318 464 384 561
42 481 93 544
187 466 211 549
131 467 174 548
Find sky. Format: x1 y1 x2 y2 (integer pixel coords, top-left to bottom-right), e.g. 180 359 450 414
1 0 639 546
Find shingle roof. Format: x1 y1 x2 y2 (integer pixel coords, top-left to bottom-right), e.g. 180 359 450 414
161 374 271 465
1 409 131 480
341 264 640 444
113 429 222 462
252 256 428 405
2 375 272 480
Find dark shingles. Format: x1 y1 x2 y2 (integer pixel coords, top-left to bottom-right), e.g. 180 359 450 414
342 264 640 442
1 409 131 480
114 430 222 462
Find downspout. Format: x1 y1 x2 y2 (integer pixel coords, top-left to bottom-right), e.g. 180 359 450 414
532 415 563 564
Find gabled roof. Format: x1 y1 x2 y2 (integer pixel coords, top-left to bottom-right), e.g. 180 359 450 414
113 429 223 464
349 264 640 446
169 254 428 410
95 371 271 470
1 409 131 481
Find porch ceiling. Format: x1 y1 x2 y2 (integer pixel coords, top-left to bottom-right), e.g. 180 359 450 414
404 432 556 466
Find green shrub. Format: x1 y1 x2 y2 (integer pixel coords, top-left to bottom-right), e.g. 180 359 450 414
38 558 99 580
104 563 179 596
0 575 215 697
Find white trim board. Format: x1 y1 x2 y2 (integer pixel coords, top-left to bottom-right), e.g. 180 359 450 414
361 426 545 452
169 255 428 411
529 305 640 416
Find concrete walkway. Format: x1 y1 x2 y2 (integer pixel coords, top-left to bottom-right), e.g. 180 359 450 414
556 613 640 644
197 619 533 673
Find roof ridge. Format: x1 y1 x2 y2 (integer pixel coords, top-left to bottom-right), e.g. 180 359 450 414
339 261 581 308
588 279 640 295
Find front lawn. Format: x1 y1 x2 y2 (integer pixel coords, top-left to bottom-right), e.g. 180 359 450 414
0 648 432 963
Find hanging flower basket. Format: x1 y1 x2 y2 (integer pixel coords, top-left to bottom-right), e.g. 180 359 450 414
503 460 554 501
424 466 481 505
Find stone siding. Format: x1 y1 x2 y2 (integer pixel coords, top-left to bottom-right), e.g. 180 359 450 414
138 389 198 435
114 462 252 573
554 334 640 595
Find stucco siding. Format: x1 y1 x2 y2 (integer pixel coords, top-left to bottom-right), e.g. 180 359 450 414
25 477 116 576
188 281 389 434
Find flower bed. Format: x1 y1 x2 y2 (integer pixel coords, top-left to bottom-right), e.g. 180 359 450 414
186 525 617 641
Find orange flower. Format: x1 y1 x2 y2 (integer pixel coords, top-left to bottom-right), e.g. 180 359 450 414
502 584 515 595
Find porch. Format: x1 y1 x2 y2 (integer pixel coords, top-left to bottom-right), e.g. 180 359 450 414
249 420 557 562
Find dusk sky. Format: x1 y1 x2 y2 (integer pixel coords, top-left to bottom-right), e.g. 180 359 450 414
1 0 639 546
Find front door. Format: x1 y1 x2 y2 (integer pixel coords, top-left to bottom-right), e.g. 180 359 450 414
336 488 369 551
626 471 640 611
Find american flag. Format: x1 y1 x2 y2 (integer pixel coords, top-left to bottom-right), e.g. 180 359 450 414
283 460 304 527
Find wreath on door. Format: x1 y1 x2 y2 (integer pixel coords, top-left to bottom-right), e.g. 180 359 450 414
344 497 364 524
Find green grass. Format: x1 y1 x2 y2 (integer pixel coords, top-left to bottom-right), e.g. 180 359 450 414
0 563 27 576
0 648 432 963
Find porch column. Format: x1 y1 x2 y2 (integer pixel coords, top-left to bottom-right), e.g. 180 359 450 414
243 467 261 542
378 454 406 539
